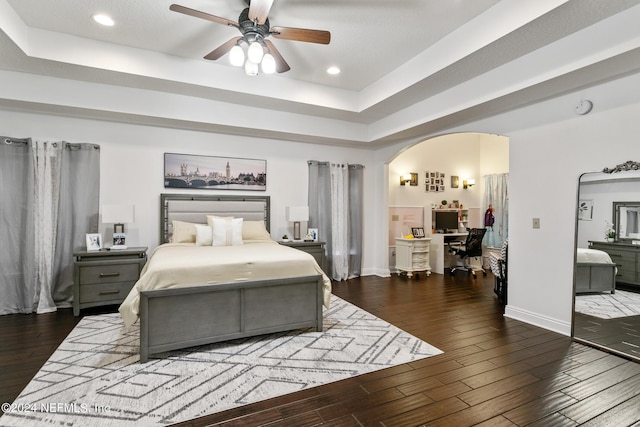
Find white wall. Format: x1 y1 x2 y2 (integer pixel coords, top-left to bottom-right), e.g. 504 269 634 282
0 109 378 274
388 132 508 232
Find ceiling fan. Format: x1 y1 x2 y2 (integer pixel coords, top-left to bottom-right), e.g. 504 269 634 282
170 0 331 75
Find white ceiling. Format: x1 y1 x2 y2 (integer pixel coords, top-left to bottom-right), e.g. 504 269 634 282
1 0 640 148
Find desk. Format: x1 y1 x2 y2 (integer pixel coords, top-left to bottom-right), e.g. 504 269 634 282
428 233 467 274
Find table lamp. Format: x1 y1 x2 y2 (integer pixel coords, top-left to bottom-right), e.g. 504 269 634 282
286 206 309 241
102 204 135 249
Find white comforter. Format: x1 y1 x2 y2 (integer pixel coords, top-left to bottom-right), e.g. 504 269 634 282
576 248 615 264
119 241 331 326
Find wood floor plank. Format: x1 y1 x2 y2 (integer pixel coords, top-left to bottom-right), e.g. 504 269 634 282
2 273 640 426
580 393 640 427
558 373 640 424
502 390 578 425
379 396 469 427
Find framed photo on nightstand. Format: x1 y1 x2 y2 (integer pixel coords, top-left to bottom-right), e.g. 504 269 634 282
85 233 102 251
411 227 426 238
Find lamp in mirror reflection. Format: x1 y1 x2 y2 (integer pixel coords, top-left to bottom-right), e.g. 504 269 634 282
400 173 418 186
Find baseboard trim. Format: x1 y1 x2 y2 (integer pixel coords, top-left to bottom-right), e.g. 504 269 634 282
505 305 571 336
363 268 391 277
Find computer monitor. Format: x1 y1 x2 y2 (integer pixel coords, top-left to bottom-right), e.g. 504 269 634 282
434 211 459 232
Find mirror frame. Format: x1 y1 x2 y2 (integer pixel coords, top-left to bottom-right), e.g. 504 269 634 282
613 201 640 243
572 160 640 362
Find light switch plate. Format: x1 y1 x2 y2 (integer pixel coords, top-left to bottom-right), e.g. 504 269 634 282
532 218 540 229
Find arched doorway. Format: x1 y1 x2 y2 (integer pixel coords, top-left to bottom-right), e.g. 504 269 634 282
385 132 509 275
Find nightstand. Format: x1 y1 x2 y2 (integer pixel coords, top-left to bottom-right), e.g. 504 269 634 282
73 247 147 316
395 237 431 278
280 241 327 272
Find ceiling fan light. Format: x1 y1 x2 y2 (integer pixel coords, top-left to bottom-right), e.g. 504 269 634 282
244 60 259 76
247 41 264 63
261 53 276 74
229 45 245 67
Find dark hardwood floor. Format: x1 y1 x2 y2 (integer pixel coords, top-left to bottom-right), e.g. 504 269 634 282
2 273 640 426
574 312 640 360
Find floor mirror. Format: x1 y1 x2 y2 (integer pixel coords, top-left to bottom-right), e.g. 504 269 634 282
573 161 640 362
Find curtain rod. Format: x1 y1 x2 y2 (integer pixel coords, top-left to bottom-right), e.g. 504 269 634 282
3 137 30 145
2 138 99 150
307 160 364 169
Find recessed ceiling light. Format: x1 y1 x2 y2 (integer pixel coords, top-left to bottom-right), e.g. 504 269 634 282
92 14 115 27
327 66 341 75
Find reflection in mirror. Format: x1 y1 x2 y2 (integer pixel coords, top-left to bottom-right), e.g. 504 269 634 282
614 202 640 242
573 162 640 362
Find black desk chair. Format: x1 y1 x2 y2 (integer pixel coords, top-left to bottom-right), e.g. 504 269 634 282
449 228 487 277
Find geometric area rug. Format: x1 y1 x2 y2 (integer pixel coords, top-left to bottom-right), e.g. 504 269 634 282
1 296 442 426
574 290 640 319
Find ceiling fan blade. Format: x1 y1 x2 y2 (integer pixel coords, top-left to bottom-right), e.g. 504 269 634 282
264 40 290 73
248 0 274 25
204 36 243 60
270 27 331 45
170 4 239 28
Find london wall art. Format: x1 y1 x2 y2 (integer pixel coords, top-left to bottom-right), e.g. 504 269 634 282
164 153 267 191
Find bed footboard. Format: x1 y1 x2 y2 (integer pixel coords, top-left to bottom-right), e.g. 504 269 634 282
139 275 323 363
575 263 616 294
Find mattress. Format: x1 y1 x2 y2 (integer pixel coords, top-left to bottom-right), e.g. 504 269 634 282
119 240 331 326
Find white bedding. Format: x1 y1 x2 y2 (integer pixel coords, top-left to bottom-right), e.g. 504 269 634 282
119 240 331 326
576 248 615 264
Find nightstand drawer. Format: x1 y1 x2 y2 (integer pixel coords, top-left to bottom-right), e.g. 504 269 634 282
412 253 429 262
79 282 135 303
78 263 140 285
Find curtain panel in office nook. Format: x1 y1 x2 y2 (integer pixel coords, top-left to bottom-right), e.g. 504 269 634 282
308 161 364 281
483 173 509 248
0 137 100 315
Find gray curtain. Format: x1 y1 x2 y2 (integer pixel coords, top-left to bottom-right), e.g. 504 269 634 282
0 137 100 315
308 161 364 280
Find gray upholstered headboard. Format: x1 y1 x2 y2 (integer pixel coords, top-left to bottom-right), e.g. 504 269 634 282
160 193 270 244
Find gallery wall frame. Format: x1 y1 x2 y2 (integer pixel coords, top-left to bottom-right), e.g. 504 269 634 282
425 171 446 192
164 153 267 191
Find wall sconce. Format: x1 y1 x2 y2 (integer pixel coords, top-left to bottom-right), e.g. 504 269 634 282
400 173 418 186
463 179 476 189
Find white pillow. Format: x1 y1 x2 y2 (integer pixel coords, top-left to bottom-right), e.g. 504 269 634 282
211 217 244 246
194 224 213 246
206 215 233 226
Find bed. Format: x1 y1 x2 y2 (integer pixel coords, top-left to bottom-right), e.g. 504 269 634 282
575 248 616 294
119 194 331 363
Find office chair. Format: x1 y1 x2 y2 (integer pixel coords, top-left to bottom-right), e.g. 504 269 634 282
449 228 487 277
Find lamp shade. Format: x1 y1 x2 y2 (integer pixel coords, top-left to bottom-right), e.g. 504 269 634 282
102 204 135 224
286 206 309 222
